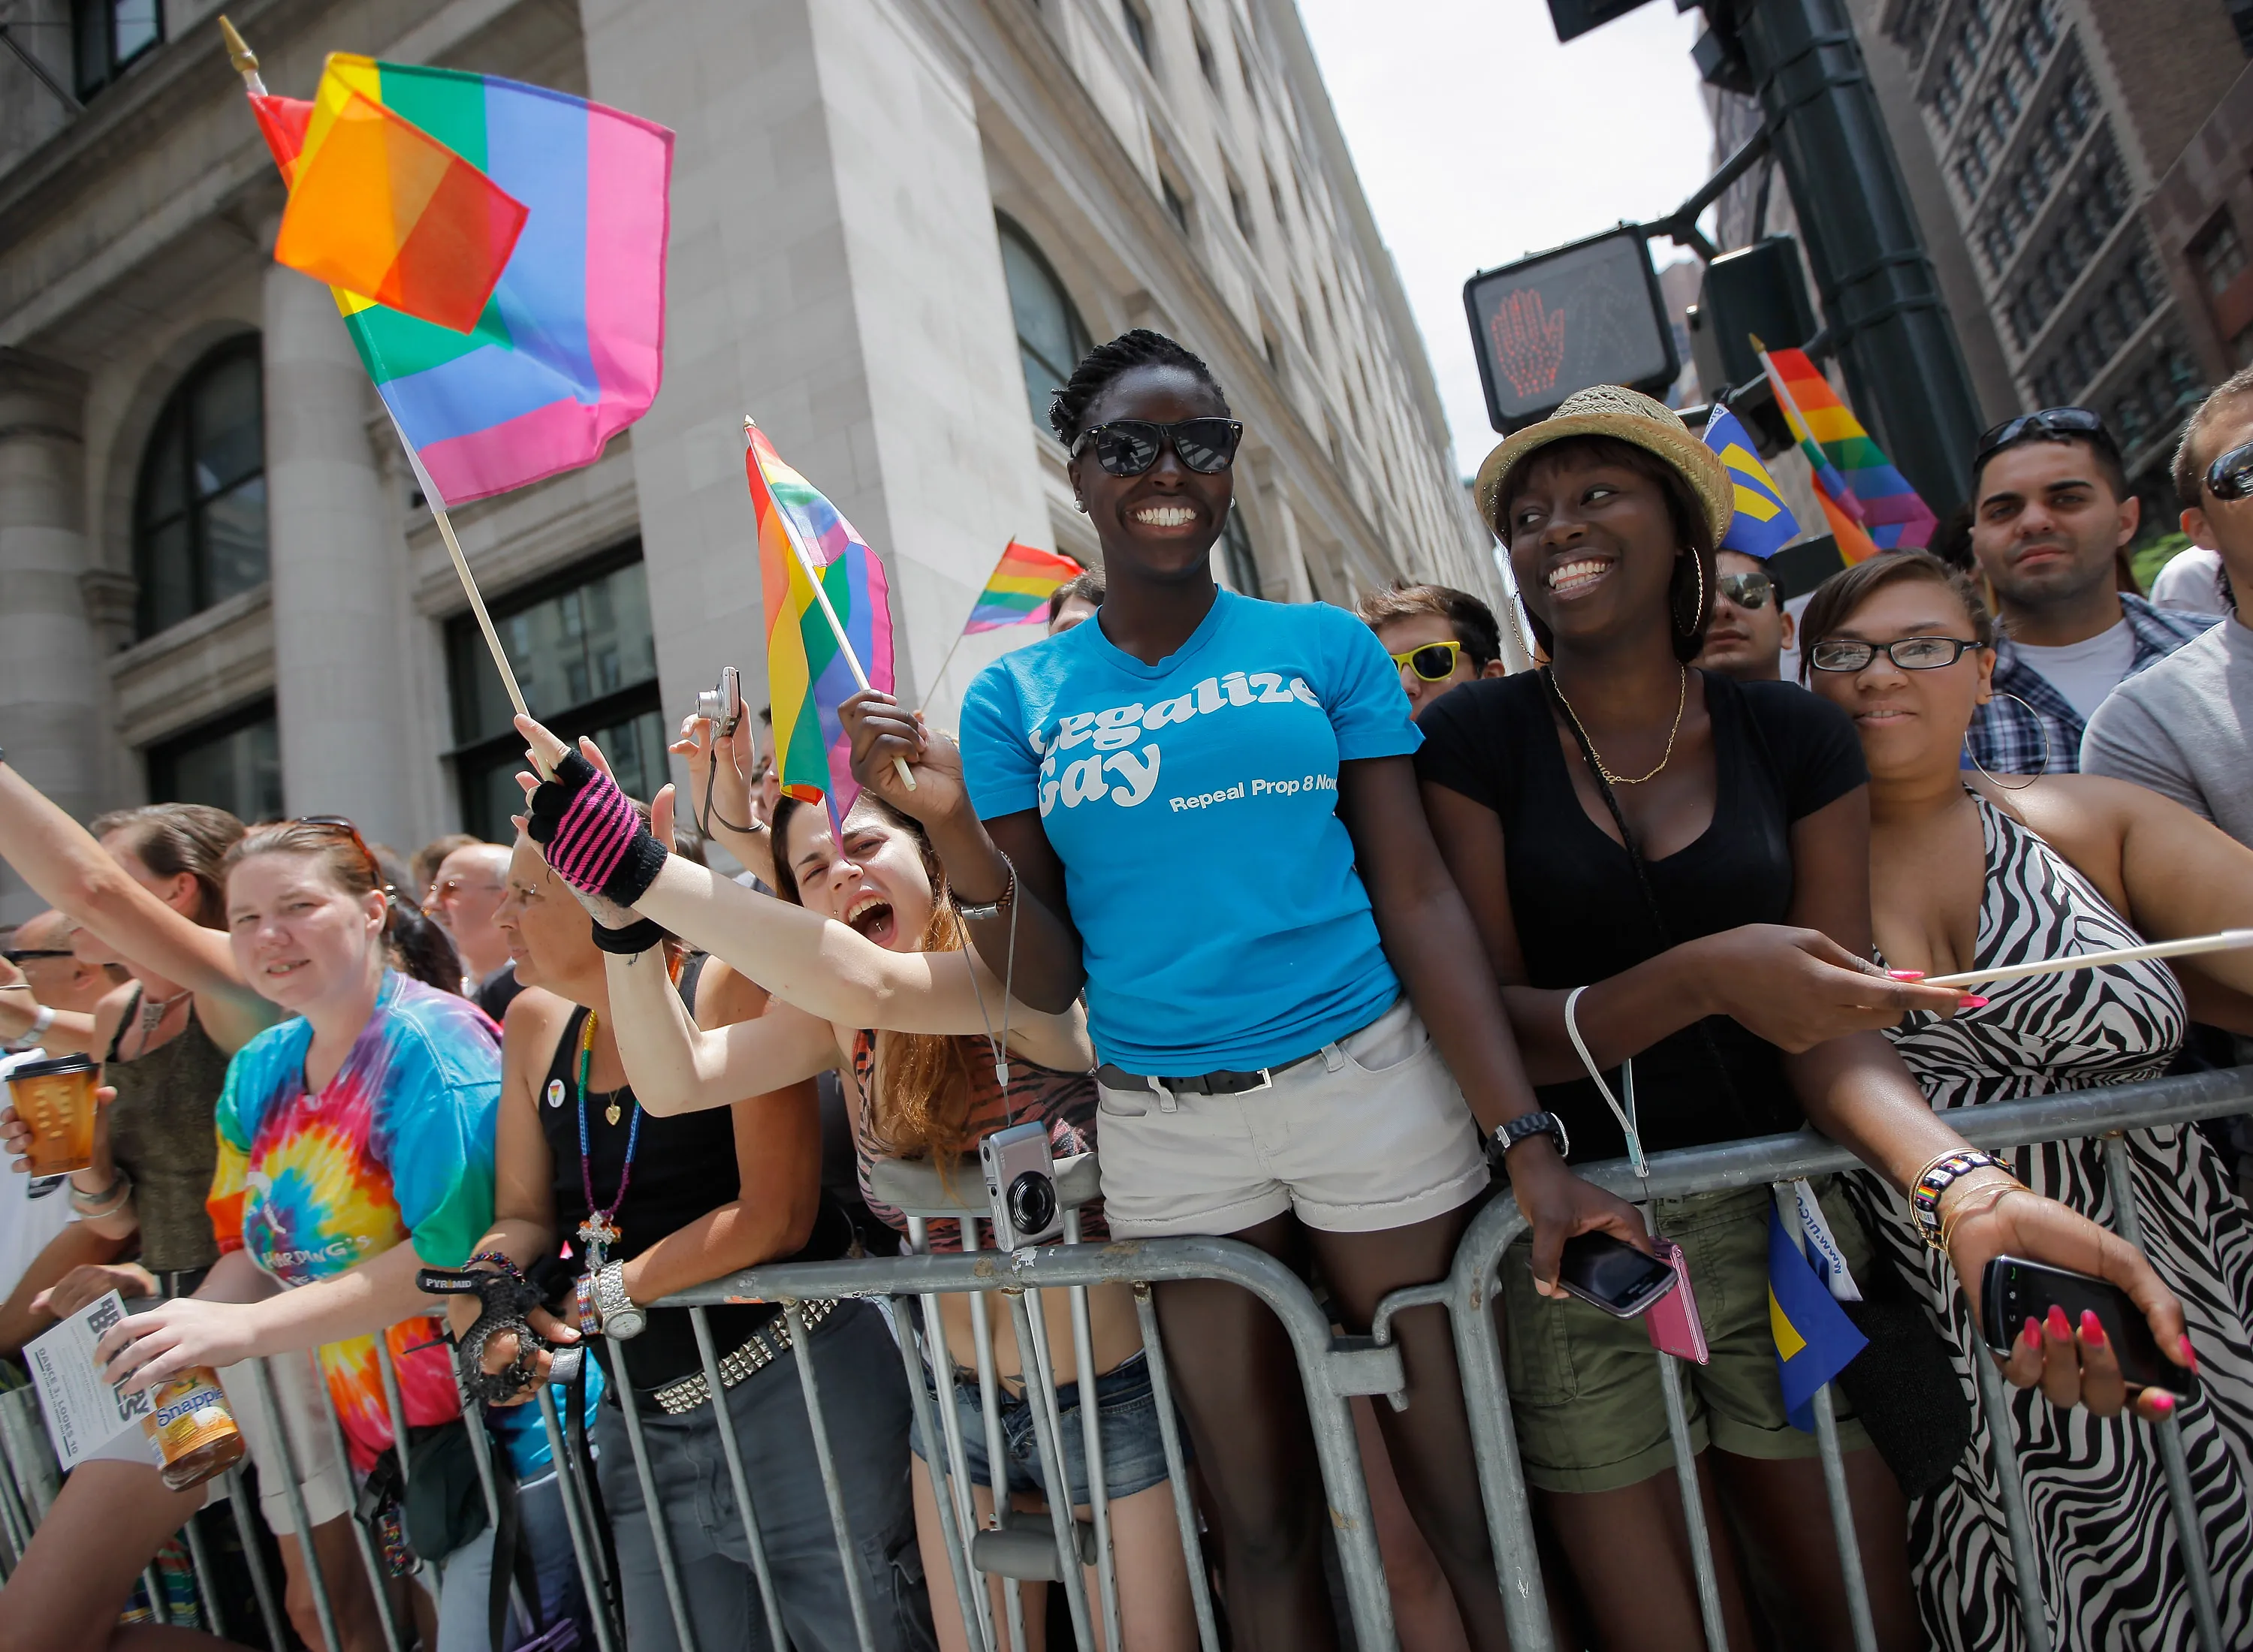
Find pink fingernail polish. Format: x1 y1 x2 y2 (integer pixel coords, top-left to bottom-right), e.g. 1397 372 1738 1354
2046 1304 2072 1340
2080 1310 2106 1346
1959 994 1990 1008
2182 1334 2200 1374
2150 1392 2176 1417
1887 969 1926 981
2023 1316 2043 1347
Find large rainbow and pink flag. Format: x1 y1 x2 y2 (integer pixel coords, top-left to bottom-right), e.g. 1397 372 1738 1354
1758 345 1936 563
745 423 895 815
243 54 671 508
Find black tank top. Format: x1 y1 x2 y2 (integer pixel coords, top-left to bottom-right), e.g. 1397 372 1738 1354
535 1001 850 1390
104 990 226 1275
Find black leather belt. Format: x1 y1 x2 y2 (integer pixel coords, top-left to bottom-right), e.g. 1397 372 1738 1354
1096 1048 1323 1098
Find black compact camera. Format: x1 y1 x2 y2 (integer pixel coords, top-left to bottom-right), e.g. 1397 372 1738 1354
695 665 743 737
981 1120 1063 1250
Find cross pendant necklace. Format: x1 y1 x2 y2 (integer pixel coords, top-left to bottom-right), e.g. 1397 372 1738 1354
573 1008 641 1270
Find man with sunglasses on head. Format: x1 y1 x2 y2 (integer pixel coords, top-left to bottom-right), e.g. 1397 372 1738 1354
1693 550 1795 683
0 910 121 1057
1966 406 2221 774
2082 371 2253 847
1357 583 1508 716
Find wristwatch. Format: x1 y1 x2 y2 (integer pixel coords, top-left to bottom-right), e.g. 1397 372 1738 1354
591 1260 646 1340
6 1004 54 1053
1494 1110 1570 1162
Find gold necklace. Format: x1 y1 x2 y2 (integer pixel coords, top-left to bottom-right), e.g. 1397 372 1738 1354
1552 667 1687 787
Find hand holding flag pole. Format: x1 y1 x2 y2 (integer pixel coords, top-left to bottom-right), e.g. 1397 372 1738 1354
1917 929 2253 991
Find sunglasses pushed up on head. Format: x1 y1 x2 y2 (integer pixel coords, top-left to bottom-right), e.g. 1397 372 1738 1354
1973 406 2120 473
1072 418 1244 478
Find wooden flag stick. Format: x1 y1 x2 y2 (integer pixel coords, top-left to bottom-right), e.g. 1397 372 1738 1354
385 414 530 721
746 419 914 792
1920 929 2253 990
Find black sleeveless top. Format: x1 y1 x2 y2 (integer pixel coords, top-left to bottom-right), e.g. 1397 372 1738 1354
536 1002 852 1390
104 991 226 1274
1414 671 1868 1159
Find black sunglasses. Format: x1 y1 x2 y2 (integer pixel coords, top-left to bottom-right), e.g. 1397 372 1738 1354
1715 571 1775 611
1974 406 2119 472
1072 418 1244 478
2206 439 2253 502
2 948 74 965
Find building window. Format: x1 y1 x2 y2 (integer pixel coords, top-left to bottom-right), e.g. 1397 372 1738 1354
2195 212 2247 297
133 337 267 640
1160 171 1191 235
72 0 160 101
1120 0 1153 69
997 216 1091 430
1220 508 1262 598
1193 21 1219 89
448 548 666 841
148 699 282 825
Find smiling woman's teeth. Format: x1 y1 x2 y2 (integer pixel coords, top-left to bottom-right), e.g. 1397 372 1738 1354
1133 504 1197 527
1547 558 1609 592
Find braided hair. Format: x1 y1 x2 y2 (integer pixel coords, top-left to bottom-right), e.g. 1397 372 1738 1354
1047 328 1229 447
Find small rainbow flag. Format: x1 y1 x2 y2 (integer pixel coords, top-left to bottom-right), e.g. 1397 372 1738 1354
966 542 1084 632
745 423 895 815
244 55 671 508
1757 345 1936 563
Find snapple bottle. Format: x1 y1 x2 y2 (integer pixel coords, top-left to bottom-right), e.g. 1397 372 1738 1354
142 1369 245 1491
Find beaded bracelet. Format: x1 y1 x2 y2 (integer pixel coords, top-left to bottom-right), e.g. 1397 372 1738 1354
1910 1149 2014 1252
468 1250 523 1280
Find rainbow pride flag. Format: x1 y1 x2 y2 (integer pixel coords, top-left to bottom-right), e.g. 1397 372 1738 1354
745 423 896 814
245 56 671 507
966 542 1083 632
1759 346 1935 562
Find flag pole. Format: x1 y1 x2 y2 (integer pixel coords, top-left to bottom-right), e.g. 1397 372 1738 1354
745 420 914 791
388 415 531 719
916 628 973 718
216 14 266 95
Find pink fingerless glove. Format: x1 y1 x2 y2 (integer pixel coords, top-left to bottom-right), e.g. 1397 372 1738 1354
524 751 668 906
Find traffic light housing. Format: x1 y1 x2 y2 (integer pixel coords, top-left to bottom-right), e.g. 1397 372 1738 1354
1690 237 1818 396
1547 0 1659 43
1463 229 1680 435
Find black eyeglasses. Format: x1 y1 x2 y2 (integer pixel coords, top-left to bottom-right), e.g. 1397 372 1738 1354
2206 439 2253 502
1072 418 1244 477
1974 407 2119 472
1808 637 1986 673
2 948 74 965
1715 571 1775 611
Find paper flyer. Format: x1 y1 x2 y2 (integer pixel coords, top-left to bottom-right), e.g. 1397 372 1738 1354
24 1291 151 1469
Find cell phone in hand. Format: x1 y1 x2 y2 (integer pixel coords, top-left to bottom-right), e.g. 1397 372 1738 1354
1555 1232 1678 1319
1979 1255 2198 1397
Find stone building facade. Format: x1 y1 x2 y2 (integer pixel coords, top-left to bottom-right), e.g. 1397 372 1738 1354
0 0 1491 921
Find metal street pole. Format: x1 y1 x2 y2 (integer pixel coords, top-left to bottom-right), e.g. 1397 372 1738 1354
1715 0 1986 513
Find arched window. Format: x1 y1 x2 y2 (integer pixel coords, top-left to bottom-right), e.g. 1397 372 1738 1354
134 338 268 639
997 216 1091 432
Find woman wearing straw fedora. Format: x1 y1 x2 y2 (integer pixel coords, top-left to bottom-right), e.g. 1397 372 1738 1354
1413 384 2195 1651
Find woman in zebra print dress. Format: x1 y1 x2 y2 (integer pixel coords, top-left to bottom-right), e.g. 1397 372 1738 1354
1804 552 2253 1650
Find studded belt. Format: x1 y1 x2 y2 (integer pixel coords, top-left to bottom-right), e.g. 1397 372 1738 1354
644 1298 841 1416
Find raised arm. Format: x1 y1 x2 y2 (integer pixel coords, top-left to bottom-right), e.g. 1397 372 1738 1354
604 938 841 1117
0 761 274 1051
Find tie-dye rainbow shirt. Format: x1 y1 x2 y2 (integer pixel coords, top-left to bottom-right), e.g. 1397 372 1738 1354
208 972 501 1470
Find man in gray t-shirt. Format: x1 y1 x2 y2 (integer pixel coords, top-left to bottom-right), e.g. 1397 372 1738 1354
2083 374 2253 843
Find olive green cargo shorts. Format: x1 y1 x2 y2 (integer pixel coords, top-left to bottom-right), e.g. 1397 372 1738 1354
1499 1179 1875 1494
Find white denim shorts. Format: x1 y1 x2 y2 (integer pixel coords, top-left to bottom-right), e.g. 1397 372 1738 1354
1094 998 1490 1238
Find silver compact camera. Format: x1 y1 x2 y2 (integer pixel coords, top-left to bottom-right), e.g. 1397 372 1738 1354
980 1120 1062 1250
694 665 742 737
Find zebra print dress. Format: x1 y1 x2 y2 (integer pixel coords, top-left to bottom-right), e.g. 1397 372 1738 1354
1845 799 2253 1652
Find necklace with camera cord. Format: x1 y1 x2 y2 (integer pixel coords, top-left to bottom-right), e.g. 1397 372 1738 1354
953 852 1021 1118
1547 665 1687 787
573 1008 641 1266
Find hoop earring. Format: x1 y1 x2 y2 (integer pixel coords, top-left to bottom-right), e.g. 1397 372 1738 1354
1672 550 1706 637
1962 692 2050 791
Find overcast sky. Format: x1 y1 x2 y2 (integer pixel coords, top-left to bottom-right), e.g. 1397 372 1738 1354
1296 0 1718 481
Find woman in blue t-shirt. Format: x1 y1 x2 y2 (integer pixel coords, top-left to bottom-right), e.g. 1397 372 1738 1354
836 330 1649 1650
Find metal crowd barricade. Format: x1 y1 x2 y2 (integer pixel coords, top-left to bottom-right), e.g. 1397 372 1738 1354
0 1063 2247 1652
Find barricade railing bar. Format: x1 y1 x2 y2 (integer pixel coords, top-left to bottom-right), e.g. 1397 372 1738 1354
2 1062 2247 1652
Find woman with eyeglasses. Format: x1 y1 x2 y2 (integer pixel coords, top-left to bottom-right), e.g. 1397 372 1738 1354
0 806 499 1652
1799 549 2253 1651
1411 386 2194 1652
798 328 1648 1652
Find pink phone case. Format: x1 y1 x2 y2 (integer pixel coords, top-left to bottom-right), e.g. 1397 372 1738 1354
1645 1240 1709 1364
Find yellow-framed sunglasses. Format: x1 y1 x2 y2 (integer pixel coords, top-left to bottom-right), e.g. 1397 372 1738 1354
1388 640 1466 682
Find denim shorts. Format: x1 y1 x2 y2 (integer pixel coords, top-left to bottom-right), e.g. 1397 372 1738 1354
909 1351 1181 1506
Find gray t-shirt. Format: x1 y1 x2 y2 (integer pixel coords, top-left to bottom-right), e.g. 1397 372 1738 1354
2082 616 2253 846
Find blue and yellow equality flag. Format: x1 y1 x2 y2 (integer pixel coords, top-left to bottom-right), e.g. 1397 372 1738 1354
1703 405 1801 559
1769 1199 1866 1429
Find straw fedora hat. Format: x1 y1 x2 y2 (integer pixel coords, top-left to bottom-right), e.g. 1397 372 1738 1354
1473 384 1732 548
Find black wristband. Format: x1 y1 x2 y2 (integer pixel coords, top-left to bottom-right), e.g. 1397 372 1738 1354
592 915 667 955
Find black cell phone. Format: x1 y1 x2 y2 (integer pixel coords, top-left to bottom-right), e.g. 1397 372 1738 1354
1555 1232 1678 1319
1979 1255 2198 1397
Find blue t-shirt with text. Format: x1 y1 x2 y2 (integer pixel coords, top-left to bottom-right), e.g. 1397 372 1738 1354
959 589 1417 1072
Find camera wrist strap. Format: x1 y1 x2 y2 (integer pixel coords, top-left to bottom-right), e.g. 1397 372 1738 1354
1564 985 1648 1180
953 849 1020 1114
